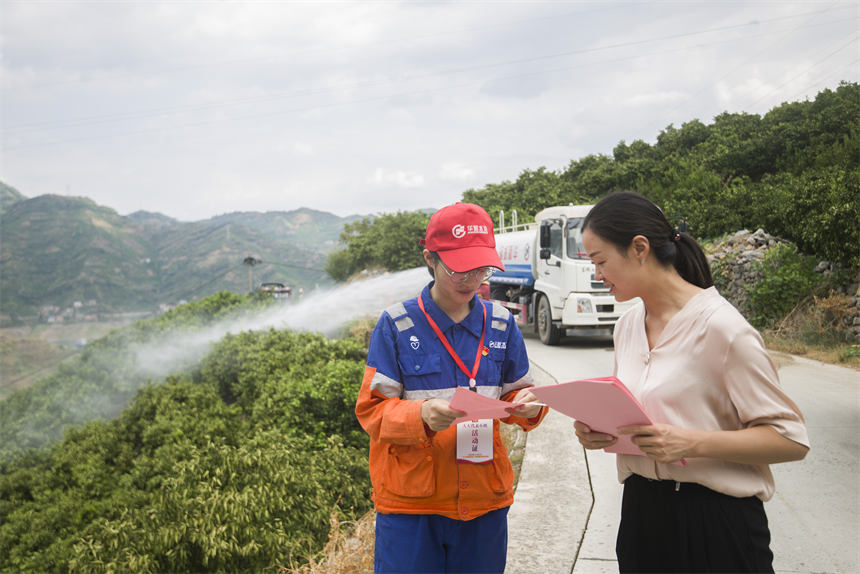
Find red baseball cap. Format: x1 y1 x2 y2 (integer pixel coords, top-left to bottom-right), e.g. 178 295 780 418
420 203 505 272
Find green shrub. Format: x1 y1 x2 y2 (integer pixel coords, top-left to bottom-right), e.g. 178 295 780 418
708 251 735 295
1 298 373 573
746 244 818 328
66 432 369 574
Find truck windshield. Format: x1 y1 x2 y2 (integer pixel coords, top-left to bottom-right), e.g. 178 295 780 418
565 218 588 260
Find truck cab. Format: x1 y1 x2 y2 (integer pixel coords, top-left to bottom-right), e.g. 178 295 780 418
490 205 637 344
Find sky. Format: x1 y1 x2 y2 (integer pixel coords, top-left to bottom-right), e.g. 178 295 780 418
1 1 857 222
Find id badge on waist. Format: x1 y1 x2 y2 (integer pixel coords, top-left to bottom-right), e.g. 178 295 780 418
456 419 493 464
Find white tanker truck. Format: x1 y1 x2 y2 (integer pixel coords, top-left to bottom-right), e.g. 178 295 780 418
487 204 637 345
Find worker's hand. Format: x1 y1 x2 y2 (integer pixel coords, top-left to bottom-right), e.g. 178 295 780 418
421 399 465 432
574 420 617 450
506 389 544 419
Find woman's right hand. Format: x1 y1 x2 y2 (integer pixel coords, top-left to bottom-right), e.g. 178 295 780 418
574 420 617 450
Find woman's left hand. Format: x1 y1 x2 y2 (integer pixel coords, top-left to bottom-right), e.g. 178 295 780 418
618 424 700 464
506 389 544 419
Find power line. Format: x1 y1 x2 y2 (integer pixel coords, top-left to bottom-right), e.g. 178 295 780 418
14 4 610 92
154 258 328 304
744 34 859 110
265 260 327 273
3 6 853 152
155 264 245 303
0 350 80 390
636 5 858 135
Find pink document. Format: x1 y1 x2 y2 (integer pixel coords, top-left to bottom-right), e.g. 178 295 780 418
448 386 524 425
530 376 656 457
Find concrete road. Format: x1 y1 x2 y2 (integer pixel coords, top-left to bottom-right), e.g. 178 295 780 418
506 334 860 574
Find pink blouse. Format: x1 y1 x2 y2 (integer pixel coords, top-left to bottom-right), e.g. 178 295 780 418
612 287 809 500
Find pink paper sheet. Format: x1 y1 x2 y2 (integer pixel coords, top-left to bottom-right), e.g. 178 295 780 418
530 376 656 458
448 386 519 425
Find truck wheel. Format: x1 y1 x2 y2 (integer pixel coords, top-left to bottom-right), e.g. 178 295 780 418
536 295 561 345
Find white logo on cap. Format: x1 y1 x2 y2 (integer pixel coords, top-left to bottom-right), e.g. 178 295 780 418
452 224 466 238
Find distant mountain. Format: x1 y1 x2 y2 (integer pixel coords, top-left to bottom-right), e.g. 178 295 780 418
0 187 361 320
0 182 26 213
126 210 181 230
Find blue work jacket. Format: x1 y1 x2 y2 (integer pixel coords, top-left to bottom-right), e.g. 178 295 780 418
355 282 546 519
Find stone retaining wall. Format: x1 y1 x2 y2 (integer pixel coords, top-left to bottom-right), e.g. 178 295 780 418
705 229 860 342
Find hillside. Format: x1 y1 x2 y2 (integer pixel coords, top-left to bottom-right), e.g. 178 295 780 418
1 195 157 316
0 182 26 212
0 191 359 320
0 293 373 572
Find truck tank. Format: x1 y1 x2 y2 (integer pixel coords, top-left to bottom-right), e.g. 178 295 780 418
491 228 535 288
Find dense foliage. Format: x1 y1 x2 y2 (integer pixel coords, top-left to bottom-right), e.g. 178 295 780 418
326 210 432 281
0 292 251 463
0 293 372 572
743 243 855 330
461 82 859 267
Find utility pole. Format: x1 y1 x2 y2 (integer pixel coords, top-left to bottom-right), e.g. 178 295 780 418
243 256 262 293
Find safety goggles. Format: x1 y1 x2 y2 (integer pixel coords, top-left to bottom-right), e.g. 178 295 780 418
438 260 495 283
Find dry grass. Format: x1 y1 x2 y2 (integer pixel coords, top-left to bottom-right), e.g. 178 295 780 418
500 421 528 491
763 291 860 370
279 511 376 574
764 335 860 369
281 423 529 574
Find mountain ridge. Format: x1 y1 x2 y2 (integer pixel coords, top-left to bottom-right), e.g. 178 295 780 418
0 185 361 321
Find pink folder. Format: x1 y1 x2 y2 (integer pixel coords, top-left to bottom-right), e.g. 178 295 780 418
530 376 654 457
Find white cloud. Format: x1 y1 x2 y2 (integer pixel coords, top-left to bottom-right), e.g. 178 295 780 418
368 168 426 189
440 162 476 181
1 2 857 220
715 76 774 112
625 91 688 107
291 142 314 156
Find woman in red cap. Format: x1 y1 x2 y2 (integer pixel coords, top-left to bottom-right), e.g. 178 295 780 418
355 202 548 574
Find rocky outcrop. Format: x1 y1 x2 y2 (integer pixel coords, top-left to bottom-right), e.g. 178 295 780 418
706 229 788 317
705 229 860 341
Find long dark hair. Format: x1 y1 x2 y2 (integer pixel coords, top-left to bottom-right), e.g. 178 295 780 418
582 191 713 288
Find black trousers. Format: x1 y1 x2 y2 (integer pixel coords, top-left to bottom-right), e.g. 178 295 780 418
617 474 774 574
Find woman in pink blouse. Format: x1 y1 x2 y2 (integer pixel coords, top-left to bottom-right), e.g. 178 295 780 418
574 191 809 573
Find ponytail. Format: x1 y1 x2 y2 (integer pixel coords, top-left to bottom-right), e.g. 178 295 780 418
672 232 713 288
582 191 713 288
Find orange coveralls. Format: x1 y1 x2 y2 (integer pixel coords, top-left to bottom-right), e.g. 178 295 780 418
355 288 547 520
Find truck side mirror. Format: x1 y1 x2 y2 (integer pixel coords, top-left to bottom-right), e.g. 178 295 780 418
539 247 552 260
539 221 551 249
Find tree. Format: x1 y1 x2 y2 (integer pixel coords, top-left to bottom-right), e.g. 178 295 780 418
1 318 374 573
654 119 710 160
331 84 860 281
325 211 430 281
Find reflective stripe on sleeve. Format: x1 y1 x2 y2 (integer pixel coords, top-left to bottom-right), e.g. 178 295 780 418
370 371 404 398
491 320 507 332
501 372 534 397
403 385 502 402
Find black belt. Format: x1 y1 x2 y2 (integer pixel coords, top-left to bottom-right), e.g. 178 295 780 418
625 473 721 496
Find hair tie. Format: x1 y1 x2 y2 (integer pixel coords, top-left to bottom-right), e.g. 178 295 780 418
673 230 681 242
